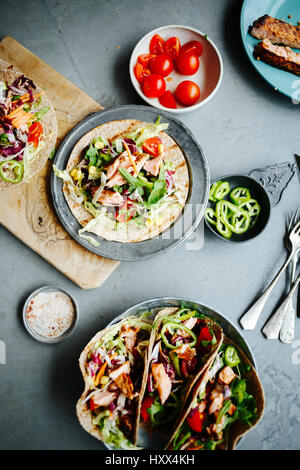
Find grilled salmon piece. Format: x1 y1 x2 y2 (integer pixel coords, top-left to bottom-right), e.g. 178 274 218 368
254 39 300 76
152 362 172 405
143 155 163 177
218 366 236 385
109 361 131 380
105 151 131 179
105 152 149 188
250 15 300 49
96 188 124 206
92 390 116 407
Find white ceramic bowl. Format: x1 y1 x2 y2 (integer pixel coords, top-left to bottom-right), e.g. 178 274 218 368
129 25 223 113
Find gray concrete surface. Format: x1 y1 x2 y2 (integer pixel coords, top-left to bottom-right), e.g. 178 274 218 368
0 0 300 450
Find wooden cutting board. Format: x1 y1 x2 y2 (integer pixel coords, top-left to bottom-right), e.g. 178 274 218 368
0 36 119 289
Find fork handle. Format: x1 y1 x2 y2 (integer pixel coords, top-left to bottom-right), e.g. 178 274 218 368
279 252 298 344
240 250 295 330
262 272 300 339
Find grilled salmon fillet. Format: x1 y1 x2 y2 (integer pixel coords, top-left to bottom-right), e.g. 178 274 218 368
249 14 300 49
254 39 300 76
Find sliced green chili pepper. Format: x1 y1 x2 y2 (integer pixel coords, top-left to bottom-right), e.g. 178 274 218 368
228 211 251 234
232 379 246 404
239 199 261 226
176 309 198 322
224 345 240 367
205 208 217 226
217 200 251 235
216 218 232 239
213 181 230 201
0 160 24 183
161 321 197 350
209 180 223 202
239 199 260 216
230 186 251 205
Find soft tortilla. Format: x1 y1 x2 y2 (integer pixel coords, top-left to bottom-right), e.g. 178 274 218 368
140 308 223 442
0 58 57 190
166 337 265 450
63 119 189 243
76 317 151 447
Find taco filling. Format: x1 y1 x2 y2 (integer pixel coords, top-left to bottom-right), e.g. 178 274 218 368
140 308 222 429
169 343 259 450
0 62 56 187
54 117 189 244
77 316 152 449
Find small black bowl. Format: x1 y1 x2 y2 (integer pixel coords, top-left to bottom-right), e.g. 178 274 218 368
205 174 271 243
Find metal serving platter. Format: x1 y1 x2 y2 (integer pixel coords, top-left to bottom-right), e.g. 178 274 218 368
51 105 209 261
106 297 257 450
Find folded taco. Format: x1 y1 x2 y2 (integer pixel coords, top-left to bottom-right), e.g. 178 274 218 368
53 117 189 244
0 59 57 189
76 315 152 449
167 338 265 450
139 307 223 440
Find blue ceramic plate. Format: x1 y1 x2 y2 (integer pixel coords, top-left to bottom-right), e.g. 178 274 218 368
241 0 300 101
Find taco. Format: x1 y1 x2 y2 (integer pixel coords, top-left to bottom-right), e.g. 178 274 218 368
166 338 265 450
0 59 57 189
53 117 189 244
76 315 152 449
139 307 223 441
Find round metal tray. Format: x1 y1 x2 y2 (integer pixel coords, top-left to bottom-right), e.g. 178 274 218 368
106 297 257 450
51 105 209 261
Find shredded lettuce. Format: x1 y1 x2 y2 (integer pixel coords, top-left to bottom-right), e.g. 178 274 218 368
93 412 138 450
78 216 101 247
128 118 169 148
92 172 107 204
22 141 45 183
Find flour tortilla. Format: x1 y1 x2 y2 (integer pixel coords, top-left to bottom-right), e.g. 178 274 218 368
63 119 189 243
0 59 57 190
76 317 151 447
166 337 265 450
140 308 223 441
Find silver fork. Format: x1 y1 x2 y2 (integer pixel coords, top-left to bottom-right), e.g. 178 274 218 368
262 272 300 339
279 210 299 343
240 219 300 331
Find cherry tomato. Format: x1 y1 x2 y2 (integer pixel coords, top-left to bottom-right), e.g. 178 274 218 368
134 62 151 83
140 395 154 423
175 54 199 75
196 326 213 350
149 34 165 55
150 55 173 77
28 121 43 147
198 326 213 342
181 40 203 57
159 90 177 109
187 408 205 433
142 137 163 156
175 80 200 106
164 37 181 60
138 53 156 68
142 74 166 98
